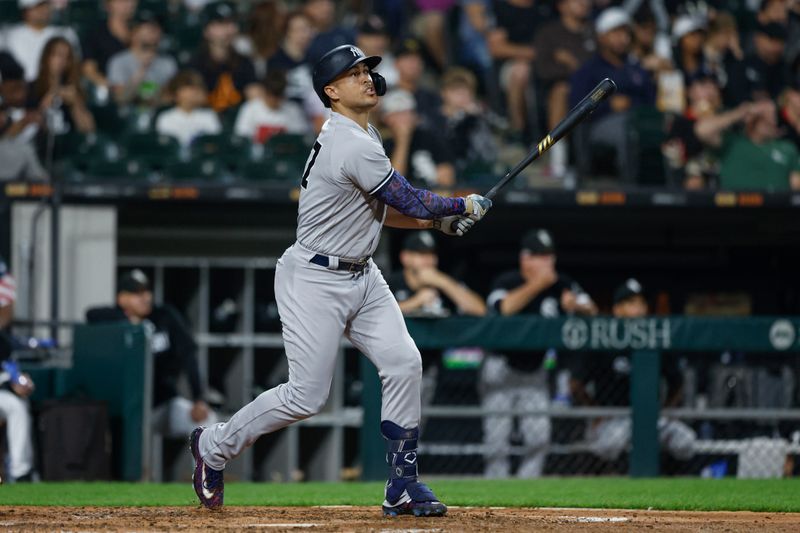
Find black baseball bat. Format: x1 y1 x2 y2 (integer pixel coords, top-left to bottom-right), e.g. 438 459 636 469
484 77 617 200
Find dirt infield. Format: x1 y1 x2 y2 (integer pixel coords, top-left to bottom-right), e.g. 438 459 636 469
2 506 800 532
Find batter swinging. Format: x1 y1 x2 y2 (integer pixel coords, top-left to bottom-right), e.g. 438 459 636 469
190 44 492 517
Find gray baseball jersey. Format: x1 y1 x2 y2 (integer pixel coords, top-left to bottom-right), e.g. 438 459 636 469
197 111 423 472
296 112 393 260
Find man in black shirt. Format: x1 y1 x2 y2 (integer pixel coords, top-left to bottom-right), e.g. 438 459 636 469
81 0 137 89
189 1 258 113
727 22 789 104
381 89 455 188
482 229 596 477
86 270 216 438
570 279 695 465
386 231 486 318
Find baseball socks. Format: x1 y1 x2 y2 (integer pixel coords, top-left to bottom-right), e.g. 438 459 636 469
380 421 447 517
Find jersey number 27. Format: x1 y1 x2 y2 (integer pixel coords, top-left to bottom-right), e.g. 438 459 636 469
301 141 322 189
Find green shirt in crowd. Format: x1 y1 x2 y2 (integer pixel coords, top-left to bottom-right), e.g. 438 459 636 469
718 133 800 191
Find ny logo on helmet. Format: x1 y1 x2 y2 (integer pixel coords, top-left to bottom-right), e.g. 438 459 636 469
349 46 363 58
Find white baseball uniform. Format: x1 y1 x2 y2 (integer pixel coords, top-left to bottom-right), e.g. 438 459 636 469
198 112 423 469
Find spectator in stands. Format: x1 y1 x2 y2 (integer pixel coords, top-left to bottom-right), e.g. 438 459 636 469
233 69 308 143
413 0 457 70
727 22 789 104
234 0 286 80
439 67 496 174
662 69 741 189
570 7 656 182
304 0 355 65
778 85 800 146
86 270 217 438
482 229 596 478
0 52 47 181
757 0 790 27
0 254 35 483
457 0 493 79
711 100 800 191
393 37 442 129
108 9 177 106
387 231 486 318
381 89 455 188
356 15 398 88
487 0 539 141
28 37 95 138
81 0 138 91
189 1 258 114
672 15 708 81
155 70 221 148
571 278 696 467
533 0 595 177
703 13 744 107
267 10 326 132
0 0 80 82
629 5 671 73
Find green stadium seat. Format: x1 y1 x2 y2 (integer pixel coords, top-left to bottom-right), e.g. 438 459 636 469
628 106 667 185
123 133 181 168
240 157 305 183
191 134 253 170
86 158 150 180
164 158 225 181
265 134 311 160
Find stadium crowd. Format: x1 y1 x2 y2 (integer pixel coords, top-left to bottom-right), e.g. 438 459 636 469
0 0 797 188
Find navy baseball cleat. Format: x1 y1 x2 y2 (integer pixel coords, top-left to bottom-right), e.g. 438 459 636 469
382 480 448 517
190 427 224 509
380 421 447 517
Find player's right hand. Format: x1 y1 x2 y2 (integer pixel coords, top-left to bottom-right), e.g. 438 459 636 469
464 194 492 221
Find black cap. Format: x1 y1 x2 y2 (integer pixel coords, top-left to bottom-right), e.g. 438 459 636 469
359 14 387 36
395 37 423 57
403 231 437 253
203 1 237 25
0 51 24 82
756 22 787 40
521 229 555 255
118 269 151 294
613 278 644 305
133 8 162 28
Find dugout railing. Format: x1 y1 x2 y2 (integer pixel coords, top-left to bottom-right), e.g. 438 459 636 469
361 316 800 480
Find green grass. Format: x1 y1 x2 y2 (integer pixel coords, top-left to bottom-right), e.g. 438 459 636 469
2 478 800 512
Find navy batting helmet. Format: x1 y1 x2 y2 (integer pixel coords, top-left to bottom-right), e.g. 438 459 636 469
312 44 386 108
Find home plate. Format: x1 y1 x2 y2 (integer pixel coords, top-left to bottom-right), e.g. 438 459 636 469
559 516 630 523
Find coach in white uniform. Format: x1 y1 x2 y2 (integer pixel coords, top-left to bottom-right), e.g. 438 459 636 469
191 44 492 516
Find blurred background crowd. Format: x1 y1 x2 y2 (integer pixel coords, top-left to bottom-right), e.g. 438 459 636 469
0 0 798 190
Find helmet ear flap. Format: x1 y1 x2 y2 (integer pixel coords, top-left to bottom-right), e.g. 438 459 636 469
371 72 387 96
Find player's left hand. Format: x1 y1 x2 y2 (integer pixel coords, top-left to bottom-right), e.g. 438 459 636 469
434 215 475 236
464 194 492 221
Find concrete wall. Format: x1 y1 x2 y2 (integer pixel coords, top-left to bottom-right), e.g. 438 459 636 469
10 203 116 341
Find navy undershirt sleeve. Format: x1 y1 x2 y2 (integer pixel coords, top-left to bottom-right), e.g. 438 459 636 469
373 170 465 219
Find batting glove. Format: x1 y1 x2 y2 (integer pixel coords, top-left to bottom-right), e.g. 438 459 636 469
464 194 492 221
434 215 475 236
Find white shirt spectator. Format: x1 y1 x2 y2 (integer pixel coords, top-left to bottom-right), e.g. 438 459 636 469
155 107 222 147
234 98 309 142
0 23 80 81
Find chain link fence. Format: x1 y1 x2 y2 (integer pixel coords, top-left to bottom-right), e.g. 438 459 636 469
415 347 800 478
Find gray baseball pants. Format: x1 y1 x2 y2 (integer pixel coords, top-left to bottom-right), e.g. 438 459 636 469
199 243 422 470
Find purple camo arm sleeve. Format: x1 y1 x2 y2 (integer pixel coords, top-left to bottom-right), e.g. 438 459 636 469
374 170 465 219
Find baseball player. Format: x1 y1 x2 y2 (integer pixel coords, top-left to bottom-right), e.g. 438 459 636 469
190 44 492 516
